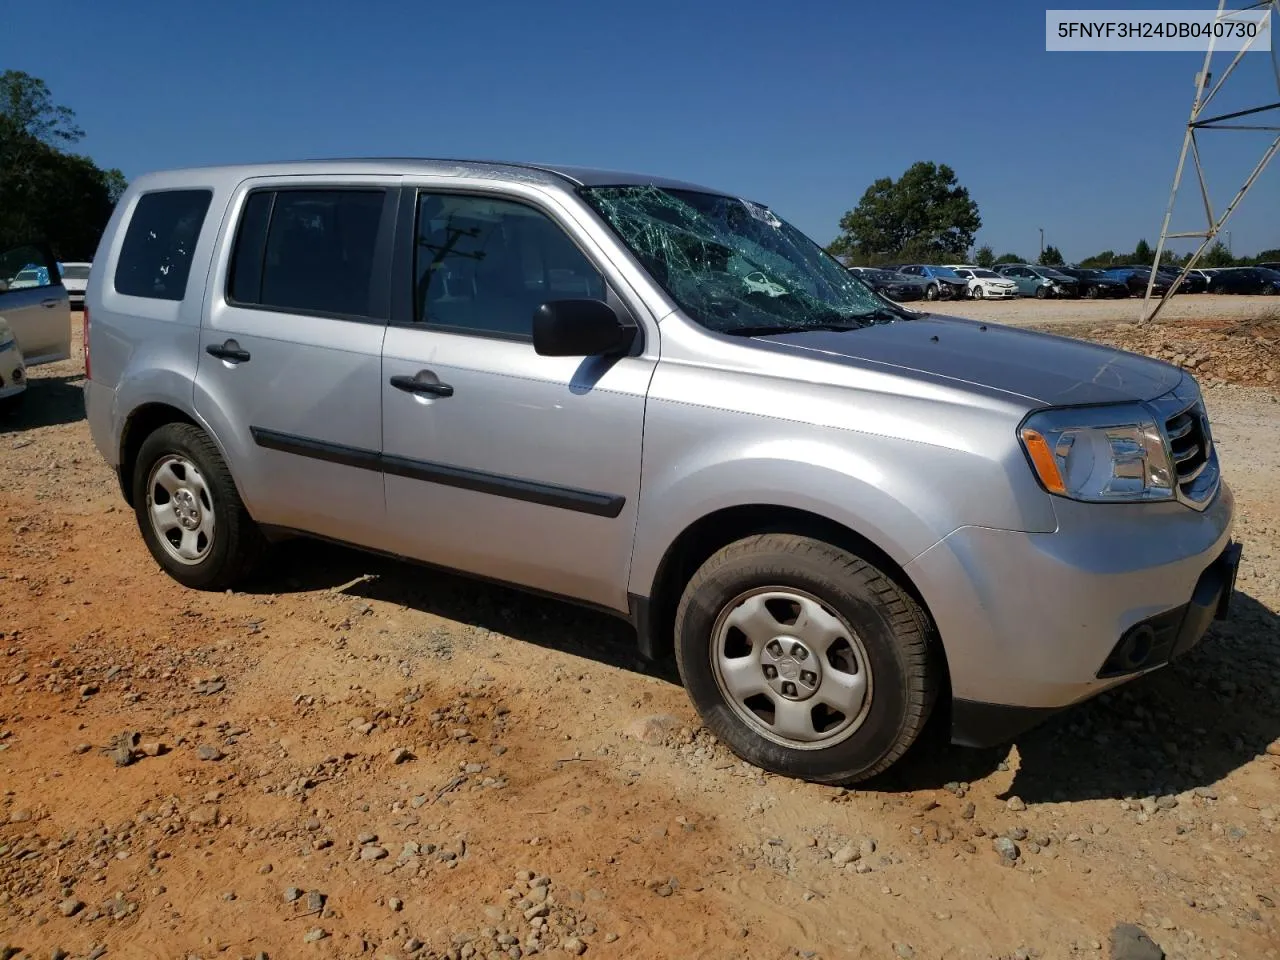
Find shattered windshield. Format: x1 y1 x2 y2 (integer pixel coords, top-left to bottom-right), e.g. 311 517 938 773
579 186 901 335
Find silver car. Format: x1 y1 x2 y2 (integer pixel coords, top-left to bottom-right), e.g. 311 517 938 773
83 160 1239 784
0 243 72 366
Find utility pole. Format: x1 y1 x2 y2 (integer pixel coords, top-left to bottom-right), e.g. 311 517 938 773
1039 228 1044 259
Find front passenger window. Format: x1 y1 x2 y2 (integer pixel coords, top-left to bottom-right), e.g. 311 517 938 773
413 192 604 337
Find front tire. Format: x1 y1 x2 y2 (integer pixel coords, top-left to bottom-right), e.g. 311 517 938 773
971 285 984 300
673 534 938 784
132 423 266 590
1034 285 1049 299
924 284 939 301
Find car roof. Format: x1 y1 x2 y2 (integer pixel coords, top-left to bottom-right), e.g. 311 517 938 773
127 157 725 195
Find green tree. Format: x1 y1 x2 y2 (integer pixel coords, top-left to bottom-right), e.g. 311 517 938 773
1199 240 1236 267
994 251 1024 264
1038 245 1065 266
829 161 982 263
974 245 995 268
0 70 83 145
1079 250 1117 267
0 71 125 259
1248 247 1280 264
1133 238 1154 263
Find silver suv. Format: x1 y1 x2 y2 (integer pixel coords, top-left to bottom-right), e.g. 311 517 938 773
84 160 1240 784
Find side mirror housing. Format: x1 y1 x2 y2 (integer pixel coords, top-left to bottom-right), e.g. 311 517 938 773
532 299 635 357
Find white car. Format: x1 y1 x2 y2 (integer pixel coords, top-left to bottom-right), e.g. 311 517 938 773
59 261 92 307
0 317 26 413
946 265 1019 300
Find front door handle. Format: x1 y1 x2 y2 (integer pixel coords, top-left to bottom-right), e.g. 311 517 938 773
41 298 60 308
206 340 251 363
390 371 453 398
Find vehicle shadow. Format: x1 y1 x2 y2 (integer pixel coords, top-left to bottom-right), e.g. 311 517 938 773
873 590 1280 802
0 373 86 433
248 539 1278 800
248 538 681 685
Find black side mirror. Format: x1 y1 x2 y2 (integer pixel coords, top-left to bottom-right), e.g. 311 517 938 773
532 299 635 357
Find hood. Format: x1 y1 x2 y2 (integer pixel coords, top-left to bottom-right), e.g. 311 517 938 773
751 314 1184 406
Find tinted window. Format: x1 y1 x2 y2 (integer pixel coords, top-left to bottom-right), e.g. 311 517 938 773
229 189 386 318
60 264 91 280
114 190 213 300
414 192 604 337
0 245 57 290
227 192 274 306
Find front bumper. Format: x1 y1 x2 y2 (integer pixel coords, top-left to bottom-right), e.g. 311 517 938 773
905 482 1235 743
949 538 1240 747
0 347 25 399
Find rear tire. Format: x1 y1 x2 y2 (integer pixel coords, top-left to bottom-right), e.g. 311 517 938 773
673 534 938 784
971 286 984 300
132 423 266 590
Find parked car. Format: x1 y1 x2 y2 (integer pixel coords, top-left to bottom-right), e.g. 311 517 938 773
944 266 1018 299
59 261 92 307
1054 267 1130 299
1208 266 1280 295
1102 266 1171 297
0 316 26 414
0 244 72 366
996 264 1081 299
847 267 929 302
85 159 1239 785
1256 261 1280 273
1154 267 1208 294
896 264 969 301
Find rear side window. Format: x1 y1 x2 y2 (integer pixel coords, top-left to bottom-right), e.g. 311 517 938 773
228 189 386 319
114 190 213 300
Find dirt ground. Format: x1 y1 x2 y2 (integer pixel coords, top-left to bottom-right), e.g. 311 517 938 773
1 308 1278 960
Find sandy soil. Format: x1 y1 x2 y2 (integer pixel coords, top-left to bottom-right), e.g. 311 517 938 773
1 312 1277 960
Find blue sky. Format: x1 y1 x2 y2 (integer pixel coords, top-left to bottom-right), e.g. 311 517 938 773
7 0 1278 260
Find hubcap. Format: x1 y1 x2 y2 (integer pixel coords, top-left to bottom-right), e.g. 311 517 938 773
146 455 216 565
710 588 872 750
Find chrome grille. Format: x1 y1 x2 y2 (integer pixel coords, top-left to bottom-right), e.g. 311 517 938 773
1163 400 1217 506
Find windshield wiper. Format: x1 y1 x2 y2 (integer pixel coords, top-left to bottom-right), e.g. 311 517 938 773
722 320 870 337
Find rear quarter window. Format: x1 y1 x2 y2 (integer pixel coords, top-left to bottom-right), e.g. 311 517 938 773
114 189 214 301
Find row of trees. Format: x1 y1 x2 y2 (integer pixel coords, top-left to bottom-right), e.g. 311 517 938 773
0 71 126 260
827 161 1276 270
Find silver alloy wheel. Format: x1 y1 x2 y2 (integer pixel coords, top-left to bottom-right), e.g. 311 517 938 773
710 587 873 750
146 454 216 565
972 285 984 299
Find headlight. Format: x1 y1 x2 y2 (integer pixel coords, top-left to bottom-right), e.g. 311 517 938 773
1019 405 1174 502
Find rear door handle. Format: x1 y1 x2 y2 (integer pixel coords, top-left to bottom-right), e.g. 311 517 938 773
390 371 453 398
41 298 60 308
206 340 251 363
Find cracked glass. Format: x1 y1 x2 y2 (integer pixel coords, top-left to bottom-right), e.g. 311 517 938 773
579 186 905 336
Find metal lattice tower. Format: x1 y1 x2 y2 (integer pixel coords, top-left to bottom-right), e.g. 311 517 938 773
1143 0 1280 323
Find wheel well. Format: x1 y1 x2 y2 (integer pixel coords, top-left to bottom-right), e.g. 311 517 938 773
641 505 939 665
118 403 198 506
